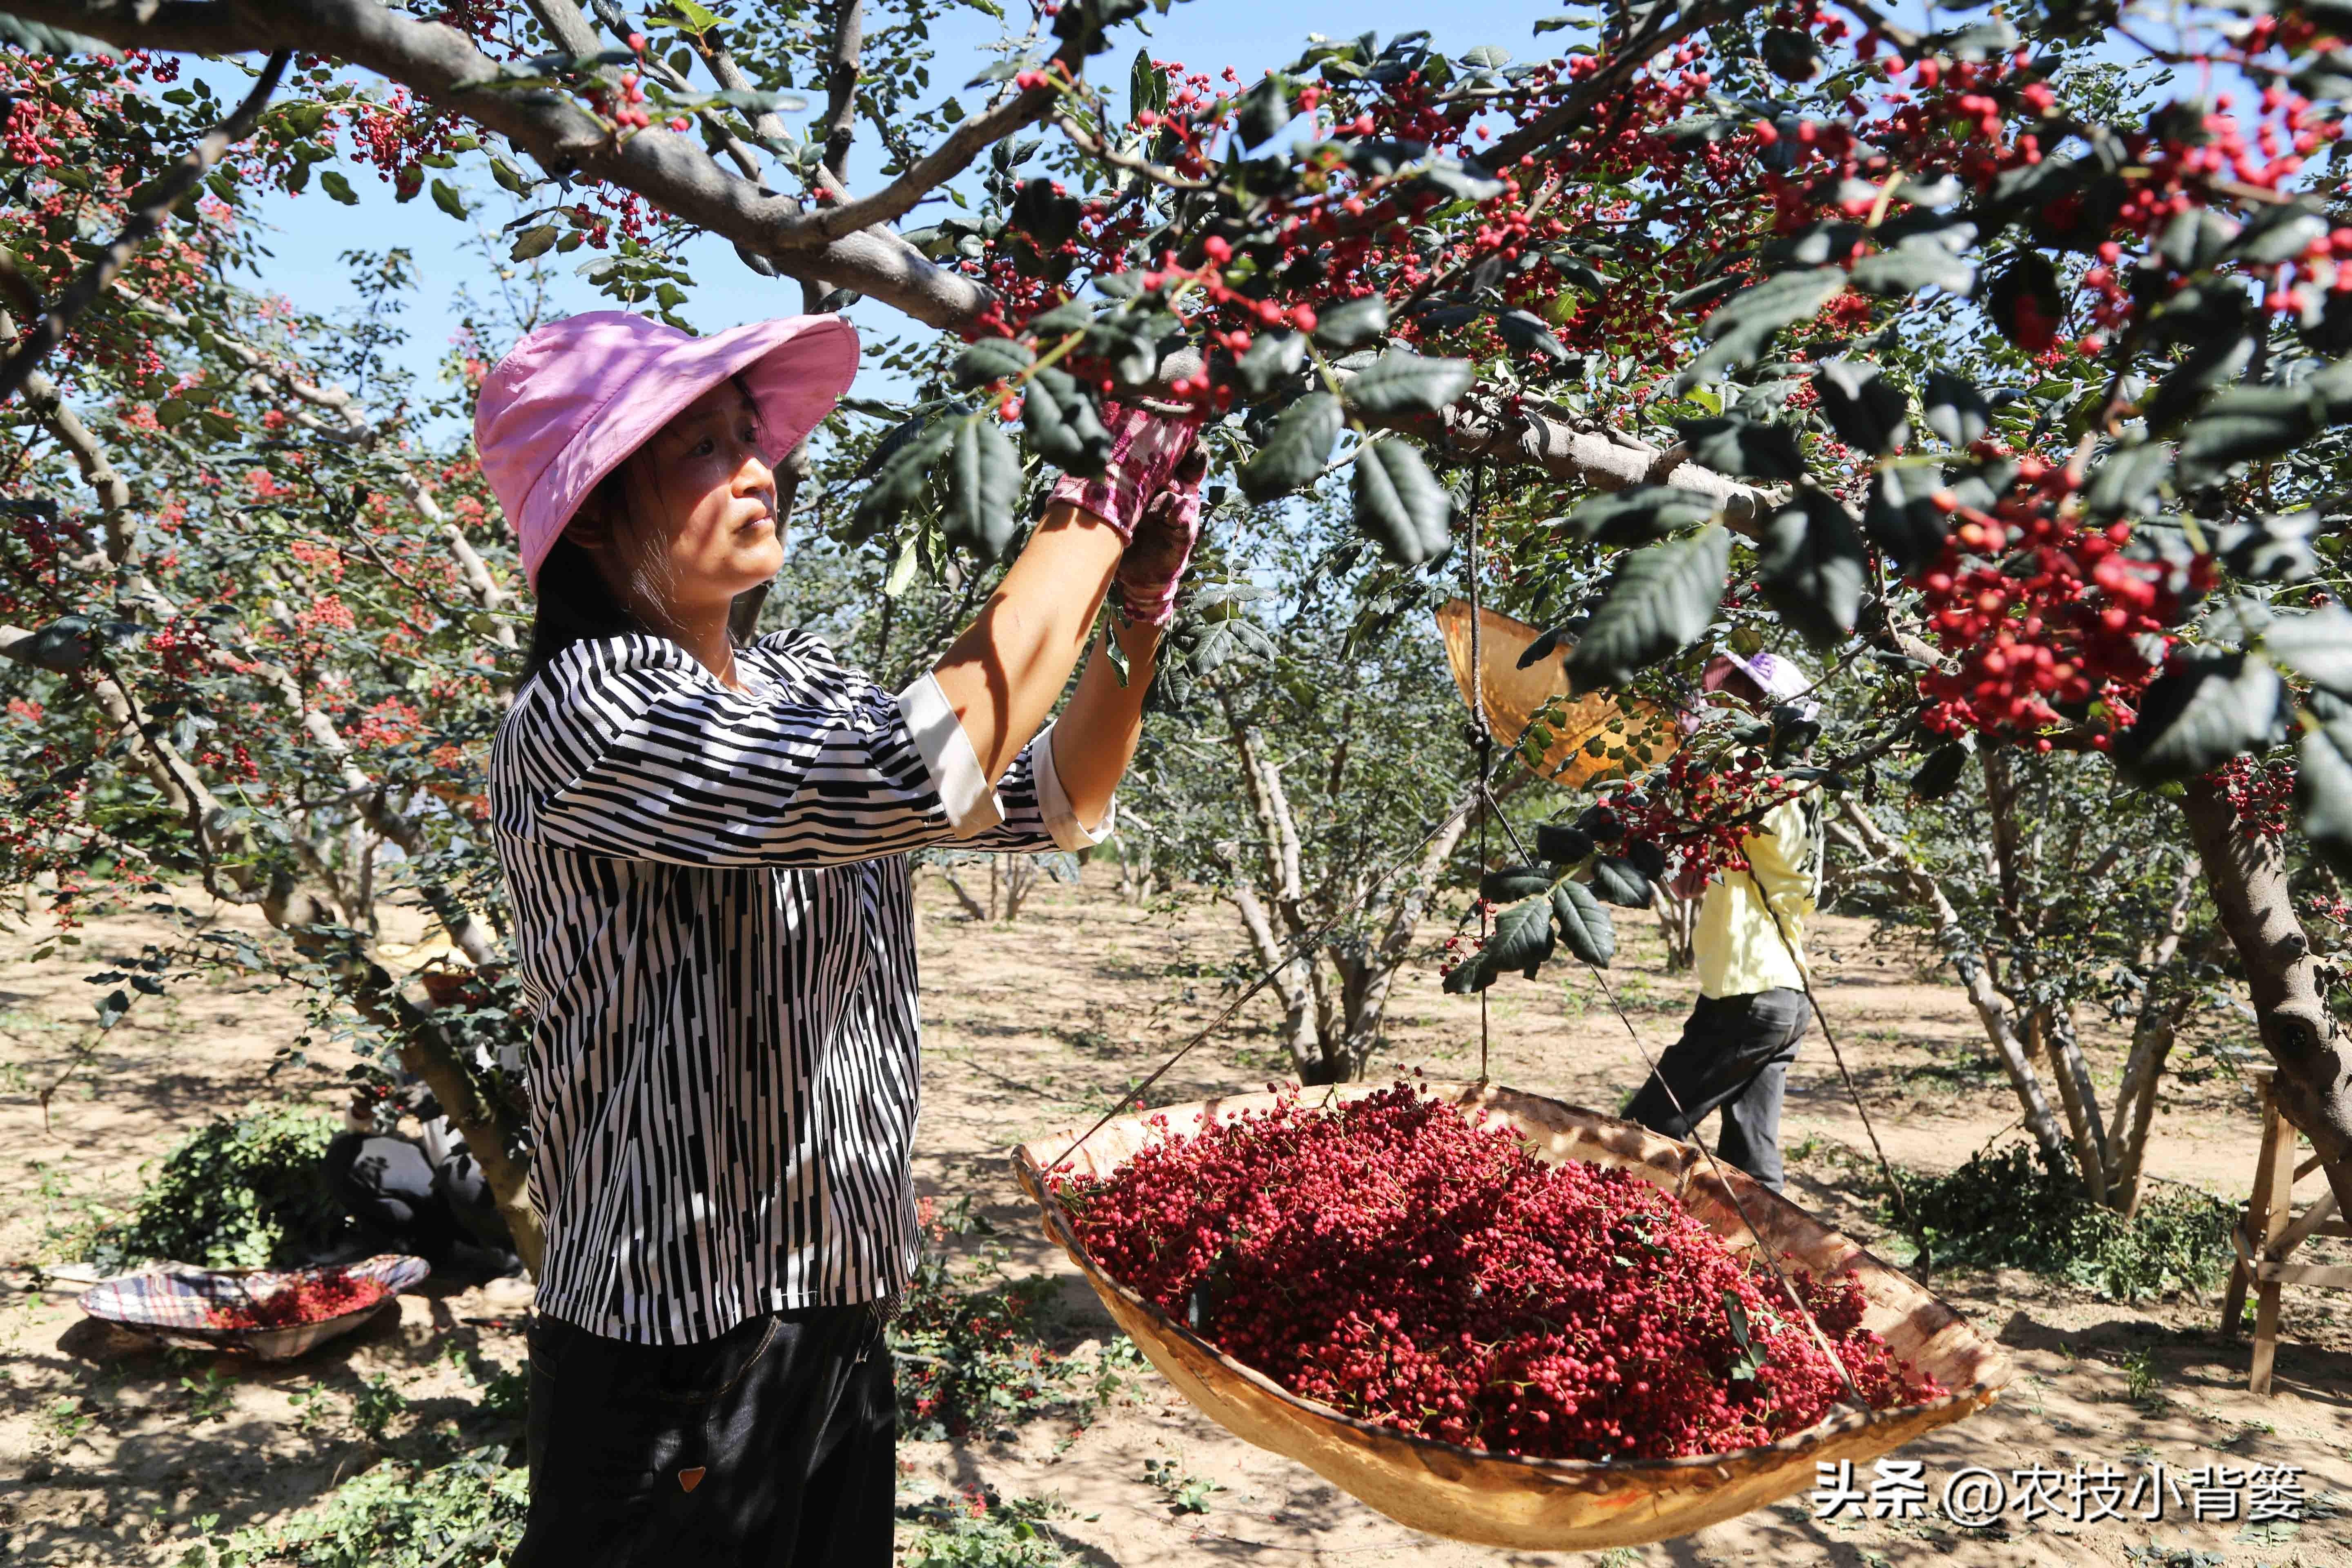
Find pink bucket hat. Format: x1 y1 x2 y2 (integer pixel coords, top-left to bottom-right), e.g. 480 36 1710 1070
473 310 860 589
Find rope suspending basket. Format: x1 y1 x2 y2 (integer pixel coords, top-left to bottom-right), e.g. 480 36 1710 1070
1016 1081 2011 1550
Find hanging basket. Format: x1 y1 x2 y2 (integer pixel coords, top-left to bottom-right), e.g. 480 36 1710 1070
1434 600 1677 788
76 1254 428 1362
1013 1081 2011 1551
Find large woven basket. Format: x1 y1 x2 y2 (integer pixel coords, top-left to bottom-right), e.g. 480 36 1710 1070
1013 1080 2012 1550
77 1254 427 1361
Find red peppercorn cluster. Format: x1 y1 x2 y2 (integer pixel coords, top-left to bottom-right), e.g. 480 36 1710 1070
205 1269 389 1331
1912 456 2187 745
1054 1085 1938 1461
2212 753 2296 840
1602 750 1800 890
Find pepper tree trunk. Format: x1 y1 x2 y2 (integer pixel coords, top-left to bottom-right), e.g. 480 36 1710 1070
2178 775 2352 1217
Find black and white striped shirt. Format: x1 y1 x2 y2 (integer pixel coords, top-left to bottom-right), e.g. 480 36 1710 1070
490 630 1109 1344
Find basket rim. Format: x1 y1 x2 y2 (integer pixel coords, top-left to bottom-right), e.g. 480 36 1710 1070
1013 1078 2009 1481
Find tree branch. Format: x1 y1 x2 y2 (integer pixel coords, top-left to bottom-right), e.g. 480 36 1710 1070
0 49 289 408
9 0 1767 507
821 0 862 182
9 0 994 326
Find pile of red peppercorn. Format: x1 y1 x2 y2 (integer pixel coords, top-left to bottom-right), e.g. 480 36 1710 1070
205 1269 389 1332
1054 1085 1940 1462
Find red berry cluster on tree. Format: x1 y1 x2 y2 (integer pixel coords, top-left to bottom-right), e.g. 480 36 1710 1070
1055 1085 1937 1461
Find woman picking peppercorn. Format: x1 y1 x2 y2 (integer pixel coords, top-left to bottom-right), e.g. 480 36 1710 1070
1624 650 1828 1195
472 310 1204 1566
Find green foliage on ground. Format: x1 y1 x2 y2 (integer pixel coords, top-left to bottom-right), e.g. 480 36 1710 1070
198 1446 526 1568
895 1493 1080 1567
890 1205 1146 1440
1904 1143 2236 1302
94 1103 347 1271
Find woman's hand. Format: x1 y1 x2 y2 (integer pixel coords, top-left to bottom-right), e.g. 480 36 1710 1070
1115 445 1209 628
1050 401 1198 542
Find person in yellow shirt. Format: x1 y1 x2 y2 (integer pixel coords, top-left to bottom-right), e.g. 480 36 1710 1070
1625 650 1825 1194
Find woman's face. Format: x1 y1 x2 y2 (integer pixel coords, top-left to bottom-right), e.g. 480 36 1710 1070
586 382 784 627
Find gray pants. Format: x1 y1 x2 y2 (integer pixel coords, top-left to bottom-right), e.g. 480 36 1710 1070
1625 988 1812 1192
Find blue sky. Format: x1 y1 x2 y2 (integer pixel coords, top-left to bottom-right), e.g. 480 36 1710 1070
220 0 1549 406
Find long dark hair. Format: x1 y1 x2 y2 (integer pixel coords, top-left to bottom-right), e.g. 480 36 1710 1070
520 525 646 688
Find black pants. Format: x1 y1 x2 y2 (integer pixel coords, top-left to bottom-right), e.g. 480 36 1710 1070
325 1125 514 1269
513 1305 896 1567
1625 988 1812 1192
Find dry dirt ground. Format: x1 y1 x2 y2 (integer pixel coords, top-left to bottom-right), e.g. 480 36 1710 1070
2 869 2348 1567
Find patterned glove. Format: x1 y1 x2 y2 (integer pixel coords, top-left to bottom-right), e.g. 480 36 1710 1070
1114 445 1209 628
1049 400 1197 541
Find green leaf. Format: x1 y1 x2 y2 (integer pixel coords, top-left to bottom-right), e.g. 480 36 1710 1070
1986 251 2065 352
1443 895 1555 992
1495 309 1572 363
1759 490 1867 648
851 421 954 539
2178 386 2322 488
2083 438 2173 521
1311 295 1390 352
1460 44 1511 68
1239 392 1342 502
1811 360 1909 455
318 169 360 206
952 336 1036 388
2113 653 2284 785
1344 351 1475 416
2227 198 2327 266
1910 742 1970 800
2297 704 2352 876
941 416 1024 562
1588 855 1653 908
1023 366 1111 477
670 0 723 30
1847 243 1976 298
1233 330 1307 399
1564 523 1733 693
430 179 470 221
1550 880 1616 966
1027 297 1093 336
489 157 530 195
1675 414 1806 481
1479 864 1551 903
1923 370 1990 447
1679 267 1846 386
1760 26 1823 81
2218 511 2319 584
508 224 559 262
1130 45 1167 118
1535 822 1595 864
1562 485 1717 546
2264 606 2352 699
1351 438 1452 564
1863 464 1949 574
1233 73 1294 149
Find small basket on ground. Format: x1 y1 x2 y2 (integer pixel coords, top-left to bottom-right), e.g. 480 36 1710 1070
1013 1080 2012 1551
77 1254 427 1361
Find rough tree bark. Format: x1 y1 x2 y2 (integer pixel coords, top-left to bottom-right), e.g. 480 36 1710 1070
2178 775 2352 1216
